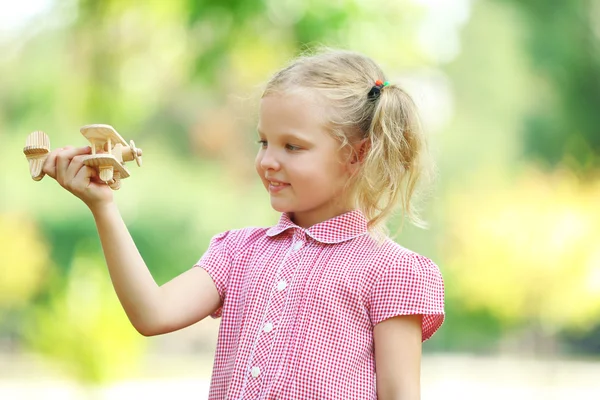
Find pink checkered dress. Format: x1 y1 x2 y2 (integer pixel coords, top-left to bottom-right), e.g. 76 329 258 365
195 210 444 399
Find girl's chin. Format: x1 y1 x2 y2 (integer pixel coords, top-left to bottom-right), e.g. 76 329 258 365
270 203 290 213
269 200 295 213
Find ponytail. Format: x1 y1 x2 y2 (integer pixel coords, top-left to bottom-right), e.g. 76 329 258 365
355 84 432 238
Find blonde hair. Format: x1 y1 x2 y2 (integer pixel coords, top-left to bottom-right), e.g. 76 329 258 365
262 48 434 239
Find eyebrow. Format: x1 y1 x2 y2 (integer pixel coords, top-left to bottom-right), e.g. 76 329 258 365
256 129 312 143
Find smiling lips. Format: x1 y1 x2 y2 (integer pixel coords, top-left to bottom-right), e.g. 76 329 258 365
267 179 290 193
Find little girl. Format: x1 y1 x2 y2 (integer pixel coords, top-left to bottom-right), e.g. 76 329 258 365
43 49 444 399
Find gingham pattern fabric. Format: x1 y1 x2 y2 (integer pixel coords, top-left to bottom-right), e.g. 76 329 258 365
194 210 445 399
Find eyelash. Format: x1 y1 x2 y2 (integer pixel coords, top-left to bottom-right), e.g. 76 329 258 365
256 140 301 151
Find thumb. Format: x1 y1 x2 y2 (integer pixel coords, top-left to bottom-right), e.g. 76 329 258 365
86 165 106 186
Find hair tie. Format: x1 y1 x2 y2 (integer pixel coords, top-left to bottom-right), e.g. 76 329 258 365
367 80 389 100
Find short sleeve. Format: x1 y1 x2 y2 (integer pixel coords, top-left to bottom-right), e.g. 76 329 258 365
193 230 234 319
368 252 445 341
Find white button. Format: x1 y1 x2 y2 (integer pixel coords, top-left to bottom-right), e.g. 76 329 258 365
251 366 261 377
276 280 287 291
292 241 303 251
263 322 274 333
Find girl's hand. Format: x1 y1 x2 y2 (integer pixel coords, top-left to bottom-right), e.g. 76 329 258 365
42 145 114 210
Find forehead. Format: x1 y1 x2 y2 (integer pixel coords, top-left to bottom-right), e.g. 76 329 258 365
257 91 331 139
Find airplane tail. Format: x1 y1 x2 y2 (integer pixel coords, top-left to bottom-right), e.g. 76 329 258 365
23 130 50 181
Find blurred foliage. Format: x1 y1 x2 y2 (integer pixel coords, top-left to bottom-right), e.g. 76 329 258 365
497 0 600 171
22 244 145 384
434 0 600 350
444 166 600 331
0 214 49 314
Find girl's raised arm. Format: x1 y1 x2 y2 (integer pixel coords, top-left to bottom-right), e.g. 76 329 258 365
92 203 220 336
43 146 221 336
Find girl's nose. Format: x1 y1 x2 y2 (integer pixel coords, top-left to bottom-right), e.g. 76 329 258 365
259 148 280 170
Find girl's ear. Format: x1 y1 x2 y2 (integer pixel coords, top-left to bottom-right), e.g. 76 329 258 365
351 138 369 164
347 138 369 175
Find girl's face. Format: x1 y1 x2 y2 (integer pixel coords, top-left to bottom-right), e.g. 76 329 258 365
255 91 356 228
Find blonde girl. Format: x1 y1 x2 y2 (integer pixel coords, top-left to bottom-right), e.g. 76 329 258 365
43 48 444 399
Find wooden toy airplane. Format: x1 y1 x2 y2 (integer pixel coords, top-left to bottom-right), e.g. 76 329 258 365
23 124 142 190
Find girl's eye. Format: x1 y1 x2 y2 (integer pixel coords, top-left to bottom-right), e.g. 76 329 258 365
256 140 300 151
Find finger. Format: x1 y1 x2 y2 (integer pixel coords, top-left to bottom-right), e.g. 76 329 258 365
42 146 72 179
87 166 105 185
61 154 90 189
75 163 109 193
63 154 89 186
71 162 92 187
56 146 91 185
79 163 103 186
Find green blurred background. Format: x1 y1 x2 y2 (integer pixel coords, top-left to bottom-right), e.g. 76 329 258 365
1 0 599 398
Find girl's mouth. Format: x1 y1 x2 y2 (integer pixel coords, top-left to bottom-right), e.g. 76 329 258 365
268 181 290 193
